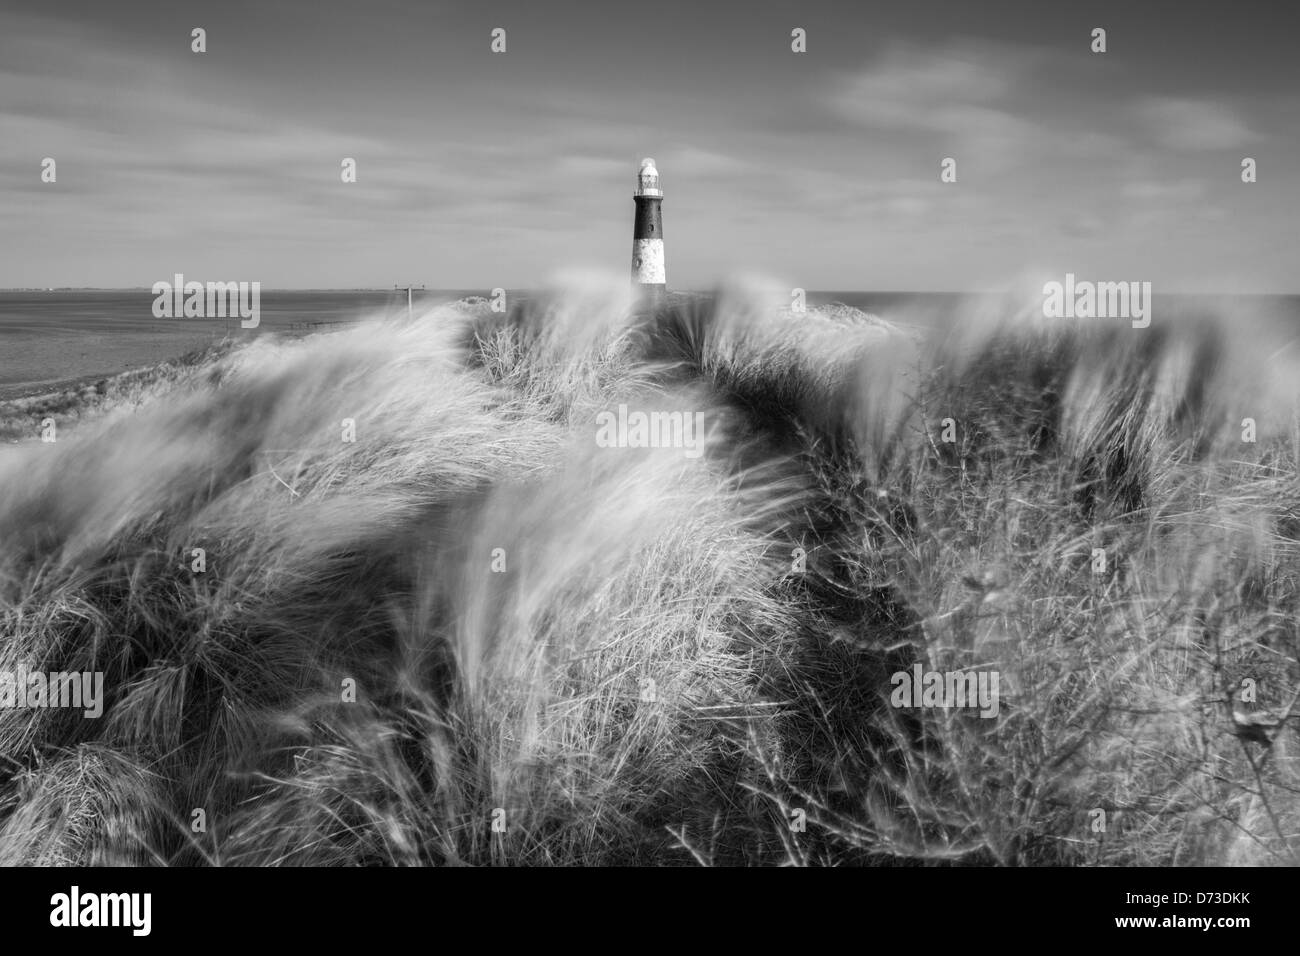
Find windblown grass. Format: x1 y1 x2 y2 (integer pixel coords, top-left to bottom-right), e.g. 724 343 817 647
1 278 1297 865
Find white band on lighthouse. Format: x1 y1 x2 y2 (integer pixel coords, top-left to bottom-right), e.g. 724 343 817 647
631 238 666 284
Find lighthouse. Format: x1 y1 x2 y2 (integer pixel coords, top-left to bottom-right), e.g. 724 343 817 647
631 158 666 299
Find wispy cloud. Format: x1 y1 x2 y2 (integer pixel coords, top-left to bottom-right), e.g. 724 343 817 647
1135 96 1259 150
826 40 1046 169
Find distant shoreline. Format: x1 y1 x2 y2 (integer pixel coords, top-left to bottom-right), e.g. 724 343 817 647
0 370 128 404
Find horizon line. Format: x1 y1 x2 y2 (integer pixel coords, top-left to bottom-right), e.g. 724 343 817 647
5 287 1300 296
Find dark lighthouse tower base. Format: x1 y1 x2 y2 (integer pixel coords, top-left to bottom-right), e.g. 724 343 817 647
631 158 666 302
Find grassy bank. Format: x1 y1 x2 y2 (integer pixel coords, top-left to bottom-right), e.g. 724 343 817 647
1 283 1297 865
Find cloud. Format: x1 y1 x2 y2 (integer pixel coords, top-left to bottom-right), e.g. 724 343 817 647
1121 178 1207 202
827 40 1045 169
830 44 1014 126
658 146 751 179
555 155 627 179
1136 96 1258 150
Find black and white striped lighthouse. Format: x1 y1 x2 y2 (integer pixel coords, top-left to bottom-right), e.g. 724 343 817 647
631 158 666 299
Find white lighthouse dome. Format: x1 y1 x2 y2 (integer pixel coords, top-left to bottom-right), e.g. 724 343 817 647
636 159 661 196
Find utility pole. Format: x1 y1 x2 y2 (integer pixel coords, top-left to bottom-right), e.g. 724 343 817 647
394 283 425 320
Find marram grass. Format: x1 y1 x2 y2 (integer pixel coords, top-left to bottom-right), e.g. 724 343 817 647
1 280 1298 865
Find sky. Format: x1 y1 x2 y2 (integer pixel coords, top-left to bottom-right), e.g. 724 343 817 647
1 0 1297 291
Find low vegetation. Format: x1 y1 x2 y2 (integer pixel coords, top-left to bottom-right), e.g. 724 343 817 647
1 281 1297 865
